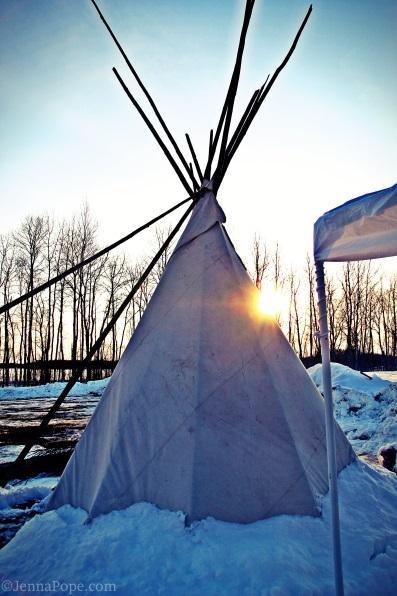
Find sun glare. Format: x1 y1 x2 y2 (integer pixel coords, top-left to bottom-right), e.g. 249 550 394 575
257 287 284 317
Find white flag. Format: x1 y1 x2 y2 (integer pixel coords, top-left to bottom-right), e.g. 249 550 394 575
314 183 397 262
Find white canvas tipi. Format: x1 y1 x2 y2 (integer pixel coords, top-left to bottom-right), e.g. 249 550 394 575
48 189 354 523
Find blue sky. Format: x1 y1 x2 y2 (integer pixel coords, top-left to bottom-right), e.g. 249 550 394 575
0 0 396 266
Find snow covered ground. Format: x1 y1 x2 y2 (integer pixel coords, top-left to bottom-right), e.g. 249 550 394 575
0 364 396 593
308 363 397 456
0 461 396 595
0 378 109 401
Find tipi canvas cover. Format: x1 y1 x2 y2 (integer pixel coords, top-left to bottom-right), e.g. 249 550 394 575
49 191 354 523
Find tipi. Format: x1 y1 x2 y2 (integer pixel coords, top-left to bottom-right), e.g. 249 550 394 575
48 186 354 522
4 0 355 522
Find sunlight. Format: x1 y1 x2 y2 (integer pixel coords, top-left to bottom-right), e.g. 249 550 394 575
257 287 284 318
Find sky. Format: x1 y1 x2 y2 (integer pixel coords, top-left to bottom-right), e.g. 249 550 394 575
0 0 396 269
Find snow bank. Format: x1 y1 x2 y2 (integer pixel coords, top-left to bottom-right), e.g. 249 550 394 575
308 363 397 456
309 363 389 396
0 476 58 511
0 477 58 549
0 378 109 401
0 461 396 595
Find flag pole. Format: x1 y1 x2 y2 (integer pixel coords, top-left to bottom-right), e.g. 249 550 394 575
315 259 344 596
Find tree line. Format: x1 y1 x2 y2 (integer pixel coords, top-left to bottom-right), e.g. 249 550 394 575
0 207 396 385
252 237 397 371
0 206 170 385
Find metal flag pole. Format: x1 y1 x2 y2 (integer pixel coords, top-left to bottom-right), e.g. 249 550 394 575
315 259 344 596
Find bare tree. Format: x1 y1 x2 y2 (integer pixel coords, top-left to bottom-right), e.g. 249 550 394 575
251 235 269 289
13 216 47 382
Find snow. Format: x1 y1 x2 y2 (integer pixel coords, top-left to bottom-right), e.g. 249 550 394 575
0 378 109 401
309 363 390 396
0 461 396 595
0 476 58 511
308 363 397 456
0 364 396 593
0 477 58 547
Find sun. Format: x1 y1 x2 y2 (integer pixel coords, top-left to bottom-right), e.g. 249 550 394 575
257 287 284 317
